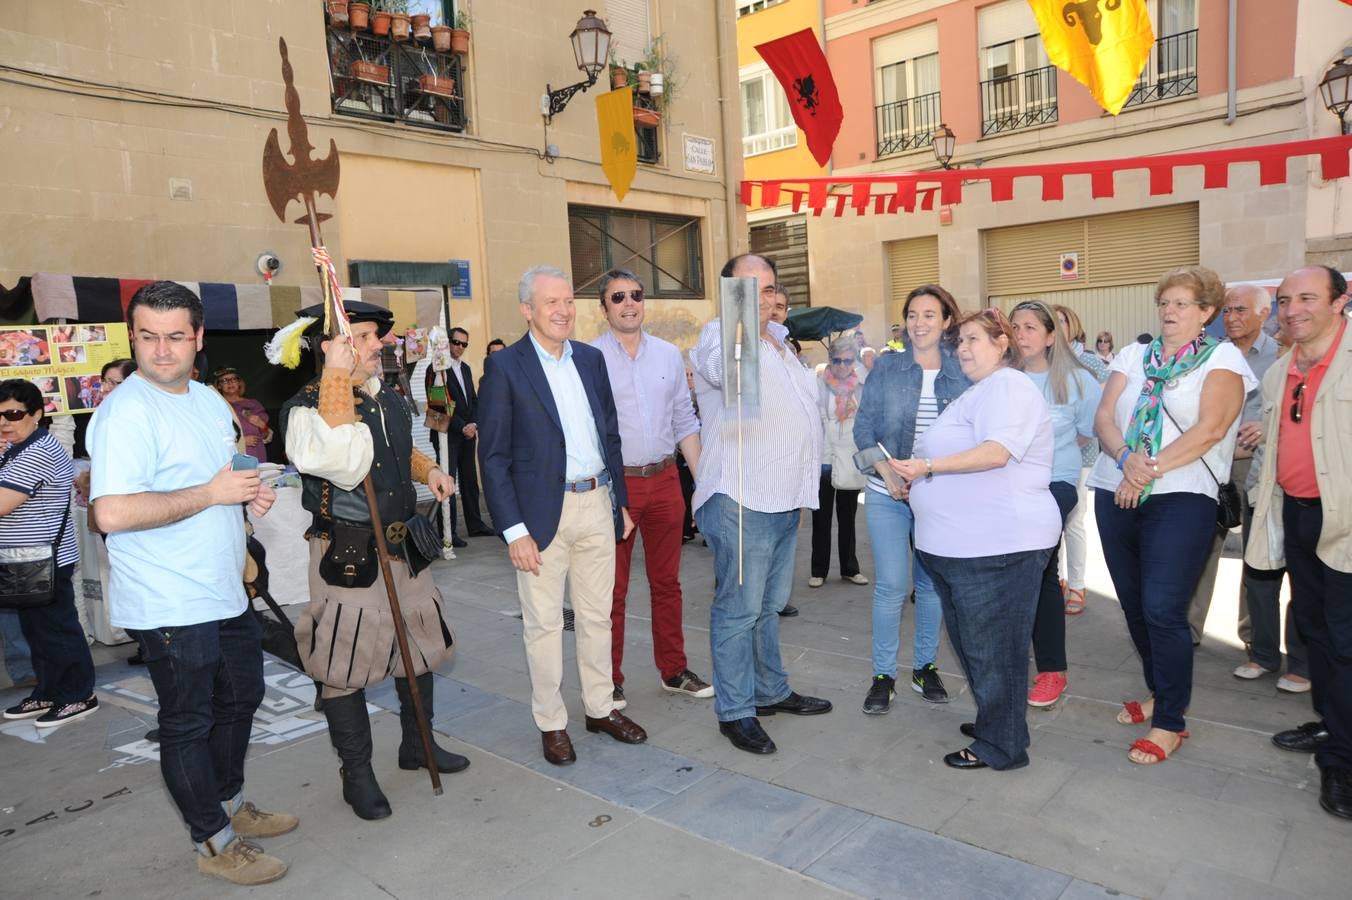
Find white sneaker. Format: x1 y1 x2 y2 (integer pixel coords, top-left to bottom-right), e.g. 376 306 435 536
843 573 870 585
1277 674 1312 693
1232 662 1274 680
807 576 825 588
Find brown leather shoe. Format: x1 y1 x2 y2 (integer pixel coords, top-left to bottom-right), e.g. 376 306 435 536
584 710 648 744
541 729 576 765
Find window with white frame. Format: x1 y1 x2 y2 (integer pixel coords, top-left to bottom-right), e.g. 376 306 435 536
737 0 786 16
741 67 797 156
872 24 940 156
977 0 1056 134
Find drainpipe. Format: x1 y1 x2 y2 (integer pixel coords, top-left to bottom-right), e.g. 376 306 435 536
1226 0 1237 125
715 0 744 255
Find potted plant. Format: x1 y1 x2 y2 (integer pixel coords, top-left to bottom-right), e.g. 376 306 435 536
389 0 411 41
430 13 452 52
370 0 392 36
608 49 629 89
410 9 432 41
348 0 370 30
635 64 651 95
449 9 471 55
327 0 350 27
640 37 679 110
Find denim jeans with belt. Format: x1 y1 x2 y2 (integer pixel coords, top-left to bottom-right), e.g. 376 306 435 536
865 492 941 677
919 547 1050 770
1095 489 1215 734
128 608 264 854
695 492 795 722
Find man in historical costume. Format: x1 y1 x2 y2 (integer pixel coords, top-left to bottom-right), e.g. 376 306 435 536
281 301 468 822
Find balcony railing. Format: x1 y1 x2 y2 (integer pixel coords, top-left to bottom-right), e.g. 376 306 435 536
325 26 467 133
1122 29 1198 109
980 65 1058 136
874 91 942 158
635 92 661 164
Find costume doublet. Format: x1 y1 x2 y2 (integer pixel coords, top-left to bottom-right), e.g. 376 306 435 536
282 371 454 697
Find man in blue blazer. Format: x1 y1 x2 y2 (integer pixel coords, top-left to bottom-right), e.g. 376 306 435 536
478 265 646 765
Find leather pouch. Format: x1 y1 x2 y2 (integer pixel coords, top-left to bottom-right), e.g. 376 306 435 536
319 522 378 588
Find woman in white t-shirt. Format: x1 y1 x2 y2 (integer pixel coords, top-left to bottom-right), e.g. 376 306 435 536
1089 266 1256 766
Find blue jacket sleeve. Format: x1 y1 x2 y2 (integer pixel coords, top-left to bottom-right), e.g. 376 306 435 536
476 353 522 540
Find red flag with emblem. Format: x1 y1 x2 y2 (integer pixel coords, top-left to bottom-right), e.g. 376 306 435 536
755 29 843 168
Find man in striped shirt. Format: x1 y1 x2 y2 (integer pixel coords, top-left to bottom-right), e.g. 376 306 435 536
689 254 832 756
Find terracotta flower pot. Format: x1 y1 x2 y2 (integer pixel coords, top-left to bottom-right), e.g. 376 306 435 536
351 60 389 84
327 0 349 26
610 67 629 90
348 1 370 30
371 10 391 36
636 71 652 94
390 13 411 42
431 25 452 52
633 106 660 127
419 74 456 97
449 28 470 55
411 13 431 41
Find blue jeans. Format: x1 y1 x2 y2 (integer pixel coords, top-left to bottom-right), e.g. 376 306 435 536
864 492 942 677
16 565 93 703
1031 481 1079 674
696 493 795 722
128 608 264 851
919 547 1050 770
0 608 35 682
1095 490 1215 734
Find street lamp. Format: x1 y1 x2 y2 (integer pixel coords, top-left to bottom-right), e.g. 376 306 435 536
931 123 956 169
1319 54 1352 135
542 10 612 124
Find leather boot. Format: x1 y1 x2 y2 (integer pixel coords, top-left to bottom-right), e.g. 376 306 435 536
395 674 469 774
322 690 391 820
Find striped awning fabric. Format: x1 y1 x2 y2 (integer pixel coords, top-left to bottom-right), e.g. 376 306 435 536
29 274 441 333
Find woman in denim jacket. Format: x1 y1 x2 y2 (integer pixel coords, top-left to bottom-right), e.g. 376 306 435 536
853 285 970 714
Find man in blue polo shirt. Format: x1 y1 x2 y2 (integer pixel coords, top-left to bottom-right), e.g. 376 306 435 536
89 282 291 886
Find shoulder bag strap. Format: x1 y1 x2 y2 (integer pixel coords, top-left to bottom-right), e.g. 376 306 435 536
1158 400 1223 489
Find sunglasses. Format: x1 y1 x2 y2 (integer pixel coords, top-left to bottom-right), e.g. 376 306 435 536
830 357 855 365
1290 380 1306 424
0 409 33 422
608 289 644 304
449 339 468 348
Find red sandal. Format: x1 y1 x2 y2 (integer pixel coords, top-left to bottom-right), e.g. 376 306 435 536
1117 700 1147 725
1129 731 1188 765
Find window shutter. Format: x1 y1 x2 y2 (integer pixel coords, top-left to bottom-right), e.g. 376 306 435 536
750 217 810 307
984 218 1086 296
1085 203 1199 288
885 235 940 319
601 0 650 65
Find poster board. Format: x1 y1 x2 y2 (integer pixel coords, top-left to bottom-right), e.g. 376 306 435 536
0 323 132 415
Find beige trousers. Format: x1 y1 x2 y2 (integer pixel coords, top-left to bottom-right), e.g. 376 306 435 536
518 487 617 731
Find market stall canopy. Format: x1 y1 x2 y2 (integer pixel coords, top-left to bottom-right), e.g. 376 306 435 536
786 306 863 343
28 273 441 332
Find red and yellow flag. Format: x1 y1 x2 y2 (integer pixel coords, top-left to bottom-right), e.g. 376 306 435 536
1029 0 1154 116
597 86 636 202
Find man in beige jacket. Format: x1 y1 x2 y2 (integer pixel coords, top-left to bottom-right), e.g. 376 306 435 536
1244 265 1351 821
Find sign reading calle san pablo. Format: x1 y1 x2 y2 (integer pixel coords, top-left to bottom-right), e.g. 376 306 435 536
683 134 716 175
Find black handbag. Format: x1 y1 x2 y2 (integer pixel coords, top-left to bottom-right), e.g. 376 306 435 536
1160 402 1243 530
318 521 379 588
402 508 444 577
0 501 71 610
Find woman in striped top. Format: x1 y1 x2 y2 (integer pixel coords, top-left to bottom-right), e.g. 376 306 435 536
0 379 97 728
853 285 970 714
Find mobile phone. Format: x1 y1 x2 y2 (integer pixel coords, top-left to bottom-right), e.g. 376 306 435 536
231 453 259 471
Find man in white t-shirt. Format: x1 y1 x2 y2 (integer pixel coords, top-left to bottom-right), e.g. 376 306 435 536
89 282 289 886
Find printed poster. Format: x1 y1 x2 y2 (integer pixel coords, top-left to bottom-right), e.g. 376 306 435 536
0 323 132 416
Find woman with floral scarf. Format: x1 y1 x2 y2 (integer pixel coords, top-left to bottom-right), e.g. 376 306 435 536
1088 266 1255 765
809 335 869 591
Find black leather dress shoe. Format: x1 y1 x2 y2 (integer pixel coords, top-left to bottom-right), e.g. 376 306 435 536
944 748 988 770
1320 767 1352 820
778 604 799 618
451 536 468 549
756 692 832 716
960 722 976 739
1272 721 1330 753
719 717 776 754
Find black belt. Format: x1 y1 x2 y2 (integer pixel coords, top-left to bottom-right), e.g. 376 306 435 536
1287 495 1321 508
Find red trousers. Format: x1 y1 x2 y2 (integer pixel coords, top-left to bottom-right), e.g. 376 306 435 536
612 465 689 684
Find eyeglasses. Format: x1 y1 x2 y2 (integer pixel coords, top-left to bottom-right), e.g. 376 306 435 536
830 357 855 365
1155 298 1204 311
0 409 33 422
1290 380 1306 423
449 339 468 348
1220 306 1252 317
608 289 645 304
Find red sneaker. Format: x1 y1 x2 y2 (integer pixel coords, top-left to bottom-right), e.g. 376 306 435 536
1027 671 1067 708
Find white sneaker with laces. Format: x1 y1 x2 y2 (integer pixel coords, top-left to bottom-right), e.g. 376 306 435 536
807 576 825 588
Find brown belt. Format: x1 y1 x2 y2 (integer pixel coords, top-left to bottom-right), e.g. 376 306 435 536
623 455 675 478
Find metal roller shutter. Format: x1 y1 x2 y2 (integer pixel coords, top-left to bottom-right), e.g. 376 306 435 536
984 218 1086 296
885 235 940 322
750 216 810 307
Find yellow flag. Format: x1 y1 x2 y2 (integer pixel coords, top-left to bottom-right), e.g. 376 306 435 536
1029 0 1154 116
597 87 636 202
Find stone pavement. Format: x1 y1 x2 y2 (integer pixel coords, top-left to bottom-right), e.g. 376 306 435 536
2 501 1349 898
